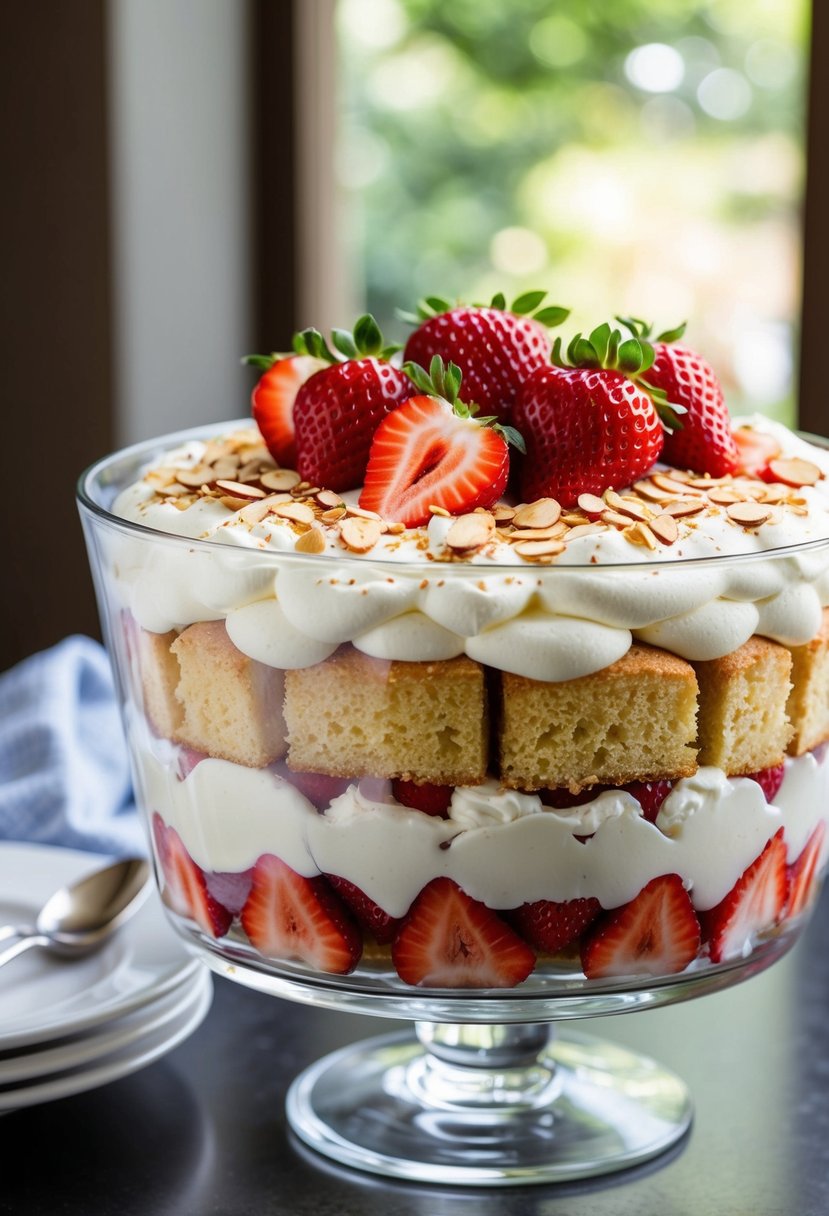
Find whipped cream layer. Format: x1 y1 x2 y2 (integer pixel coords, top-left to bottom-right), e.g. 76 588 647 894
133 744 829 918
106 417 829 680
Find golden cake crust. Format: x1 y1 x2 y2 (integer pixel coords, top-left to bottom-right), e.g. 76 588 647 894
786 607 829 755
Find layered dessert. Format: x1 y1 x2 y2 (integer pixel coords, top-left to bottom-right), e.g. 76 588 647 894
85 300 829 990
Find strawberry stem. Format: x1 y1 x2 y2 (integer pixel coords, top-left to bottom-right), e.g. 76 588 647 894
398 291 569 329
293 315 401 364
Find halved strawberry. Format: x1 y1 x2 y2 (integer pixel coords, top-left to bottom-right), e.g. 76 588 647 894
391 877 536 988
359 359 518 526
786 821 826 919
285 768 351 810
246 353 327 467
392 779 453 818
401 291 568 425
699 830 787 964
742 764 785 804
240 854 362 973
508 897 602 954
325 874 402 945
204 868 254 917
732 426 781 477
623 779 674 823
580 873 700 979
151 813 232 938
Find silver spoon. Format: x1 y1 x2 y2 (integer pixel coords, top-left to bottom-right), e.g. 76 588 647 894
0 857 151 968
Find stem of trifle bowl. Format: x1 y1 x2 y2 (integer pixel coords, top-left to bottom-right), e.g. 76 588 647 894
77 419 829 1186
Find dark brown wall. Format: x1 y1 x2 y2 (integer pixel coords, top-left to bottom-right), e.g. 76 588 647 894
800 0 829 438
1 2 114 671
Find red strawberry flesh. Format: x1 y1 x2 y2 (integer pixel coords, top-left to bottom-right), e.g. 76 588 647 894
240 854 362 973
509 897 602 954
649 342 738 477
392 779 453 817
580 873 701 979
391 877 536 988
786 821 826 919
699 830 787 964
326 874 402 944
252 354 326 467
152 814 232 938
741 764 785 804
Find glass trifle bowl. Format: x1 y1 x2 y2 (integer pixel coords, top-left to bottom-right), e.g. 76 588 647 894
77 418 829 1186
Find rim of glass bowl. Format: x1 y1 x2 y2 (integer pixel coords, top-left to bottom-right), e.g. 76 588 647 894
78 419 829 572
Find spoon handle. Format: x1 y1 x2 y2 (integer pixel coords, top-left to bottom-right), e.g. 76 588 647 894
0 935 51 968
0 925 26 945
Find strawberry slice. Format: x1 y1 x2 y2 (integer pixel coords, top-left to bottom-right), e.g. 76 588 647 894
248 353 326 467
742 764 785 804
391 877 536 988
151 813 232 938
787 821 826 919
623 779 674 823
580 874 700 979
204 868 254 916
392 779 453 818
284 768 351 810
732 426 781 477
325 874 403 945
508 897 602 954
360 359 517 526
699 830 788 964
240 854 362 973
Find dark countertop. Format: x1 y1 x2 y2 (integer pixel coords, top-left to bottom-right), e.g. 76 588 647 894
5 893 829 1216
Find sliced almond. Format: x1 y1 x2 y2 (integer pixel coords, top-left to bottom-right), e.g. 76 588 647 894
429 504 451 517
663 498 706 518
652 473 706 497
214 479 267 500
146 467 179 490
339 517 383 552
577 493 606 517
623 522 657 550
604 489 649 521
260 468 301 492
633 479 673 502
601 510 634 529
508 522 568 542
758 483 790 504
565 522 606 539
320 506 347 523
492 505 516 524
650 514 679 545
686 475 730 489
175 465 214 488
316 489 345 509
512 498 562 529
727 501 772 527
707 488 744 506
346 504 383 521
513 538 565 560
219 495 253 511
238 500 273 525
768 457 822 488
295 527 326 554
272 501 316 525
237 459 268 483
210 456 242 480
445 513 495 552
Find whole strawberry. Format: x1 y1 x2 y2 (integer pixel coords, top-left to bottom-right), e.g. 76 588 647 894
514 323 669 506
619 319 738 477
244 352 327 467
290 316 411 492
402 291 569 425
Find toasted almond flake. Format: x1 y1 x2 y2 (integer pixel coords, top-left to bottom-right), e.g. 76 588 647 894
565 522 606 539
295 526 326 554
316 489 344 508
633 479 673 502
237 459 268 482
707 488 744 505
604 489 649 521
508 523 568 542
727 501 772 527
512 498 562 529
652 473 706 497
577 493 606 517
665 469 693 482
445 513 495 551
650 514 679 545
238 500 273 525
236 443 271 464
215 479 267 500
340 517 382 552
386 521 405 534
260 468 301 492
759 484 789 504
513 538 565 560
663 498 706 518
203 440 235 464
146 467 179 489
219 495 252 510
272 501 316 525
164 483 189 498
429 504 451 517
492 505 516 524
601 510 633 529
346 504 383 521
561 512 586 526
320 506 347 523
210 457 242 480
623 522 657 550
686 475 730 489
175 465 214 488
768 457 822 488
172 496 196 510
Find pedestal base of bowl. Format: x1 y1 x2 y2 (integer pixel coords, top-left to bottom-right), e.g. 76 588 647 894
286 1021 692 1186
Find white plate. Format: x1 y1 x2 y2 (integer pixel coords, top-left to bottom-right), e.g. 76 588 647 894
0 969 213 1112
0 968 211 1083
0 843 201 1050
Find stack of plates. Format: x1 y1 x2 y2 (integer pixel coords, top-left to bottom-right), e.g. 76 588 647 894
0 843 211 1113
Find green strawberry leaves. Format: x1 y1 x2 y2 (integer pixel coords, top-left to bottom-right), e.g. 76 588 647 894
293 314 401 364
553 322 686 432
398 290 569 330
403 356 527 454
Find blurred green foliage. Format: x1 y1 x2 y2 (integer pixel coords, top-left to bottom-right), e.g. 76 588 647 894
338 0 809 420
